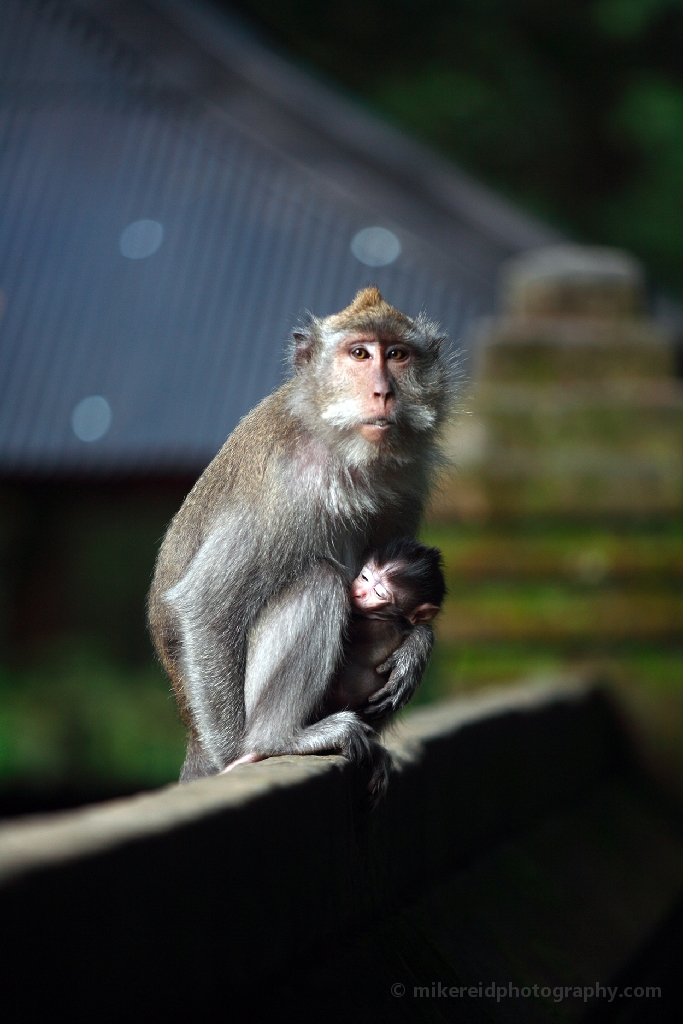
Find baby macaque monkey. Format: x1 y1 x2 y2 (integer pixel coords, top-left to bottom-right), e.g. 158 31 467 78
326 537 446 716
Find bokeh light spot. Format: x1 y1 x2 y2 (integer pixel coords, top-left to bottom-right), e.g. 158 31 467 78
119 219 163 259
72 396 112 442
351 227 401 267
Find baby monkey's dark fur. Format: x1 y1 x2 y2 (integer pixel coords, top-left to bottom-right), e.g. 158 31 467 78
148 287 455 797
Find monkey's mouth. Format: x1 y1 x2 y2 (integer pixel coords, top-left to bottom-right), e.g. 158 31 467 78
361 418 394 429
358 418 397 444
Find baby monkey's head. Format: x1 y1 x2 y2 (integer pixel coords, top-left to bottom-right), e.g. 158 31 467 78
350 537 446 625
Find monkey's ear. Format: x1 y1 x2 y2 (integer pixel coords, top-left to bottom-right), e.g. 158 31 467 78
408 603 440 625
291 328 317 372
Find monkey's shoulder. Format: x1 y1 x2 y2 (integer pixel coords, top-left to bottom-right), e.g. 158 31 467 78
211 387 297 469
151 389 296 567
180 387 301 508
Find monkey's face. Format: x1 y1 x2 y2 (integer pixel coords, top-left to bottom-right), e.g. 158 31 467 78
351 560 440 624
329 333 412 445
288 289 455 466
317 331 441 459
350 560 397 612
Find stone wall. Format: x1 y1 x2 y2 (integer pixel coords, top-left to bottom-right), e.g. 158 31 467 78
0 678 681 1022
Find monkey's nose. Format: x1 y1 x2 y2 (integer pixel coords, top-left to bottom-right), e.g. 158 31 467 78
372 366 393 399
373 387 394 411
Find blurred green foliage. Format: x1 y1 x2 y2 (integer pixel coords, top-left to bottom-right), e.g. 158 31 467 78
0 642 184 790
0 483 188 806
229 0 683 294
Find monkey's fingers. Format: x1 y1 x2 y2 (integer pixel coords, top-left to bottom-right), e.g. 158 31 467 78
340 716 380 765
363 693 398 720
365 673 398 709
366 684 391 703
366 667 420 719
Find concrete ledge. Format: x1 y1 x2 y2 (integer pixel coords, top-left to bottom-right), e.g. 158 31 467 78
0 677 681 1021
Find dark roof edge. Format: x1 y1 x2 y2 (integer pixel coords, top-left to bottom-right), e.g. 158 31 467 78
152 0 563 254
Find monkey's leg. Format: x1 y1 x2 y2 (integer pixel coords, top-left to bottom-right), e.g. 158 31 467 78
224 716 391 794
169 555 351 772
240 563 392 795
362 624 434 722
220 722 390 797
243 712 391 798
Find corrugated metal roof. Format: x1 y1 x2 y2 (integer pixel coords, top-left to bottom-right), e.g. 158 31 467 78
0 0 550 475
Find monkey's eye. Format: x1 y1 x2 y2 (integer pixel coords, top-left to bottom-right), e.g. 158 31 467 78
350 347 370 360
361 571 370 581
374 584 388 600
387 347 408 361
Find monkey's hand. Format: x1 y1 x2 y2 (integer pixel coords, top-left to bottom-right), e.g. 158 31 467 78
363 624 434 721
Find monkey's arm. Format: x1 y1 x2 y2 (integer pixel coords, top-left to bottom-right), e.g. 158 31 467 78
361 624 434 722
243 561 348 732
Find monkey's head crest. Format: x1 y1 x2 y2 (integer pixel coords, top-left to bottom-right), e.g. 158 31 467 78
341 286 387 314
327 287 414 334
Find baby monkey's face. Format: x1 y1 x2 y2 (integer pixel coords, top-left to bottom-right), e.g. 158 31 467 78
350 560 398 613
350 559 442 625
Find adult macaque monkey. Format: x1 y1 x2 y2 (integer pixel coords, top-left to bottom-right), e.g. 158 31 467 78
148 287 454 796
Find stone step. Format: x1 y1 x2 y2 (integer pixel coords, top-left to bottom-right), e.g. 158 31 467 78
475 317 673 383
421 525 683 582
433 470 683 517
436 585 683 643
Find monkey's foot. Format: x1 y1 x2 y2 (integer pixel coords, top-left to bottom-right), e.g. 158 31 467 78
219 752 265 774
